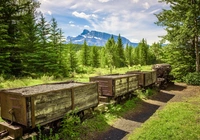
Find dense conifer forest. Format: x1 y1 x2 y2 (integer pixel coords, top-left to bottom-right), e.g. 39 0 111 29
0 0 199 84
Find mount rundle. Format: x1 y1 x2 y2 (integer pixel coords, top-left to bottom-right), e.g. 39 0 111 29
66 29 138 47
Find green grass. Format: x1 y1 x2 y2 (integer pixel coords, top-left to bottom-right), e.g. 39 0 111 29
0 75 59 89
0 65 152 89
128 95 200 140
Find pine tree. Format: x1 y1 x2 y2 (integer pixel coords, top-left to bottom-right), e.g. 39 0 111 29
104 36 115 72
57 28 68 76
161 44 195 80
37 13 57 75
149 42 162 64
0 5 10 75
67 41 78 72
155 0 200 72
80 39 90 66
124 44 134 66
138 39 149 65
133 46 140 65
116 34 125 67
0 0 24 76
17 0 40 76
0 0 41 76
90 46 100 67
100 47 106 68
49 17 59 54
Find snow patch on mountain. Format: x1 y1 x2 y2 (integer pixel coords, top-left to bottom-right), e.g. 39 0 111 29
66 29 138 47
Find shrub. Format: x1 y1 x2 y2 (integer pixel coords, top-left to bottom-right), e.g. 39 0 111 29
184 72 200 85
59 111 82 140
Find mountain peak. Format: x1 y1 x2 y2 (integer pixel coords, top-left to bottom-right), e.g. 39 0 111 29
81 29 90 35
66 29 138 47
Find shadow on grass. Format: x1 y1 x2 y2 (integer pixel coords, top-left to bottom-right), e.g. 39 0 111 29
123 100 160 123
165 83 186 91
151 91 175 103
93 100 160 140
94 126 128 140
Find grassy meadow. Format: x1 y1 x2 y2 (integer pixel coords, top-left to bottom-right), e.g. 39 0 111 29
0 65 152 89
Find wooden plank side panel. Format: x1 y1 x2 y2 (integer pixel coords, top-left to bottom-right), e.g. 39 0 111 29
145 71 156 86
144 72 151 86
35 108 71 125
34 89 72 126
152 71 157 83
73 83 99 111
114 78 128 97
98 80 112 96
90 78 113 96
128 76 139 91
0 93 27 126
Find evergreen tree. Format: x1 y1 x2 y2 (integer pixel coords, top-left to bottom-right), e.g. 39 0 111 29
0 0 24 76
149 42 162 64
49 17 66 76
104 36 115 72
133 46 140 65
161 44 195 80
37 13 56 75
0 6 10 75
0 0 40 76
17 1 40 76
49 17 59 54
67 41 78 72
138 39 149 65
57 28 68 76
124 44 134 66
100 47 106 68
80 39 90 66
155 0 200 72
116 34 125 67
90 46 100 68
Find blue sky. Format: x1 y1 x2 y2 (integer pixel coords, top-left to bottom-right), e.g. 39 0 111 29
38 0 169 45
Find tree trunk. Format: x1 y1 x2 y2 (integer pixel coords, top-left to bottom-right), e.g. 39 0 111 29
195 35 199 72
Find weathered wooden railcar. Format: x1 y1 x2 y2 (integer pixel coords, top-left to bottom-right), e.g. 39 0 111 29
0 81 99 139
89 74 139 102
152 63 174 88
126 70 157 87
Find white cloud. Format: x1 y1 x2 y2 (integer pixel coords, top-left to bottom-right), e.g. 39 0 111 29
72 11 90 19
38 0 168 44
84 25 90 28
131 0 139 3
98 0 110 3
72 11 97 19
70 4 78 9
143 2 150 9
48 11 52 15
70 24 75 27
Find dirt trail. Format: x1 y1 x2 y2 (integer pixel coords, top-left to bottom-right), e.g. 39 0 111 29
93 83 200 140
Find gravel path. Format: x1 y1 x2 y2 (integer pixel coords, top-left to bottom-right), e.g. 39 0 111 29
93 83 200 140
0 82 84 95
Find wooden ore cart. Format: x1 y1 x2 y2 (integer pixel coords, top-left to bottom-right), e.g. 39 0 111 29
0 81 99 139
152 63 174 88
126 70 157 88
89 74 139 102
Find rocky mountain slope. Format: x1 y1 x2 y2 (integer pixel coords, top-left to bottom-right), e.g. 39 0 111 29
66 29 138 47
